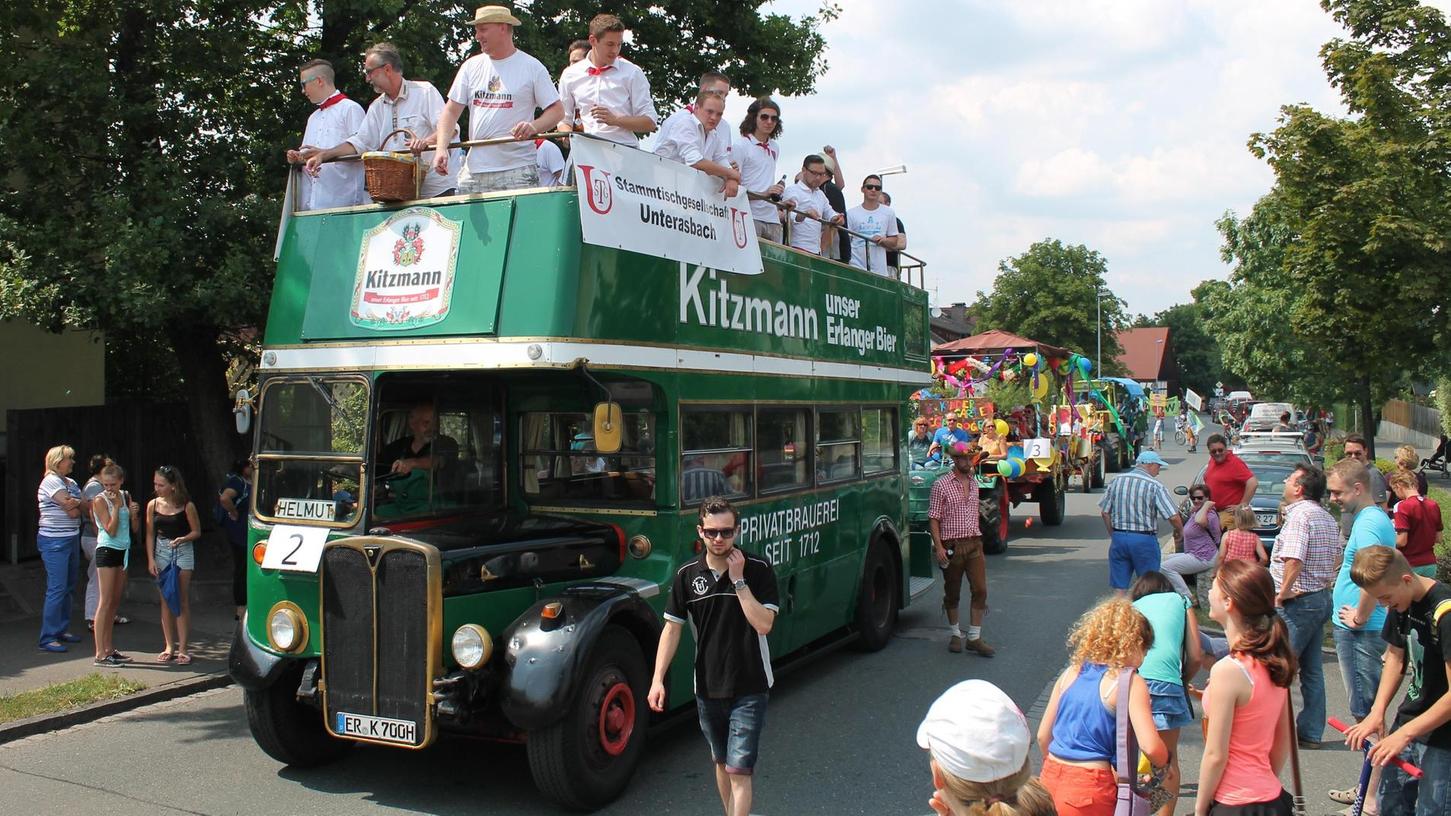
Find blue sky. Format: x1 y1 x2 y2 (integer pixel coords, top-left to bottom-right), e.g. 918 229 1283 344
683 0 1451 317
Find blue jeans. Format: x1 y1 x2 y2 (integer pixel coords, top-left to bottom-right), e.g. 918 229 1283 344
1332 626 1384 722
1109 531 1161 590
37 533 80 645
696 693 768 774
1379 741 1451 816
1277 589 1332 743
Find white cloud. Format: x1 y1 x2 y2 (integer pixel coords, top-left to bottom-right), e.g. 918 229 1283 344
743 0 1406 315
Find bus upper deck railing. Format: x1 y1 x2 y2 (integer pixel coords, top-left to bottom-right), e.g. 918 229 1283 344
286 131 927 290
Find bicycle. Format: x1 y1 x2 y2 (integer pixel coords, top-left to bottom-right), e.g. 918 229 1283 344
1174 427 1188 447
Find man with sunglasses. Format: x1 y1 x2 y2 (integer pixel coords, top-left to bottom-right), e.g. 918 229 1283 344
1341 434 1388 538
846 174 903 275
651 496 779 816
780 154 842 255
305 43 461 199
288 59 366 210
908 417 935 466
732 98 785 241
1202 433 1258 529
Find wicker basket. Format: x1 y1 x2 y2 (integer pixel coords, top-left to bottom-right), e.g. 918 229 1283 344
363 128 421 202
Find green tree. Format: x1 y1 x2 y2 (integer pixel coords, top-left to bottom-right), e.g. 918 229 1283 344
0 1 835 494
973 239 1128 373
1207 0 1451 454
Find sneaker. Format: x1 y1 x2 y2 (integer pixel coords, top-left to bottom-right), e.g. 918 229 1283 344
1298 738 1322 750
948 635 964 653
93 654 126 667
108 651 133 663
965 638 996 657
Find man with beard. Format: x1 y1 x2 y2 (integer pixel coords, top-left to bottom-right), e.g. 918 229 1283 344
929 441 995 656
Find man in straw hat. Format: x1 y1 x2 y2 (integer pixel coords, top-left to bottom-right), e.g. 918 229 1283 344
304 42 460 200
929 440 995 656
431 5 563 194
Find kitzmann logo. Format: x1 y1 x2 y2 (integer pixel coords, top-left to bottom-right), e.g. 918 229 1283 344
577 164 613 214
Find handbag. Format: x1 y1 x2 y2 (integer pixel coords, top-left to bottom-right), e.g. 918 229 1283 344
1115 668 1172 816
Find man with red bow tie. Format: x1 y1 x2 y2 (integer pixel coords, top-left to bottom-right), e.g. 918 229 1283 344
557 14 658 145
287 59 365 210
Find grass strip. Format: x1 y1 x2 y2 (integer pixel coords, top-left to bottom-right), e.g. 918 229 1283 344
0 673 147 725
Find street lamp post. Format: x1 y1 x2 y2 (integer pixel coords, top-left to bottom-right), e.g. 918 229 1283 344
1096 286 1102 377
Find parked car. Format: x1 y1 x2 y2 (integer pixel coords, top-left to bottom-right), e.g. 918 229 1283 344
1182 458 1306 550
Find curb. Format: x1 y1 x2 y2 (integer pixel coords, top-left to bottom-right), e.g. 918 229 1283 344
0 671 235 745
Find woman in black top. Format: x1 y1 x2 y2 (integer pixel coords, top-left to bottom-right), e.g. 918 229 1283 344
147 466 201 665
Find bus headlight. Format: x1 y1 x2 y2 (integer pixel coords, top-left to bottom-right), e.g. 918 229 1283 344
451 624 493 670
267 602 308 653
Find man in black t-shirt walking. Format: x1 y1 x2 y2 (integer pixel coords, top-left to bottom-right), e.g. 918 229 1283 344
1346 547 1451 816
649 496 780 816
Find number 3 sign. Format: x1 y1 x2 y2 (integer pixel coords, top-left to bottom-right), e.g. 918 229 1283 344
261 524 329 573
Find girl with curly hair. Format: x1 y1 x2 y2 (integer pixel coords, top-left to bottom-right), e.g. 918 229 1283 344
1037 597 1168 816
1194 559 1298 816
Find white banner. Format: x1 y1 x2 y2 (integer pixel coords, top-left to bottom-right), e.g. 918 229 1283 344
1184 388 1203 411
571 136 764 276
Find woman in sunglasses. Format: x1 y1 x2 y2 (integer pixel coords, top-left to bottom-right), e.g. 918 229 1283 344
1161 483 1220 606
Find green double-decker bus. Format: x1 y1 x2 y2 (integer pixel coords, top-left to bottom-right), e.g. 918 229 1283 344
231 149 933 809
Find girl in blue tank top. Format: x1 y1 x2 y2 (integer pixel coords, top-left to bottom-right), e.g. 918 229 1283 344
1037 598 1169 816
90 464 140 666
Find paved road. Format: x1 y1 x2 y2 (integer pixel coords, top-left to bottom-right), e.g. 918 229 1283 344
0 441 1369 815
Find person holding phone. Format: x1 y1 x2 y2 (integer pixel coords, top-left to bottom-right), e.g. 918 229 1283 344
649 496 779 816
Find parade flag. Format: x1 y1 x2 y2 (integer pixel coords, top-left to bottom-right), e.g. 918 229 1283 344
1185 388 1204 411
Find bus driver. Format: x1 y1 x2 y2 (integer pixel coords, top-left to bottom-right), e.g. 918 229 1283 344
378 403 458 476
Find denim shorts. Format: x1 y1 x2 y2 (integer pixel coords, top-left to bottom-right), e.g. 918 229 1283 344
154 539 195 571
696 693 768 774
1145 678 1195 731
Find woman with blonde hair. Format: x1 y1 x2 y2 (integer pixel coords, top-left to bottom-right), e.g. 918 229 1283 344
37 444 85 652
1194 559 1298 816
1038 597 1168 816
1392 444 1427 498
148 465 202 665
919 679 1056 816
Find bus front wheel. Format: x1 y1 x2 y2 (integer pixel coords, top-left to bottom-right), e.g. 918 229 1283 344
244 663 350 768
527 626 648 811
852 540 899 652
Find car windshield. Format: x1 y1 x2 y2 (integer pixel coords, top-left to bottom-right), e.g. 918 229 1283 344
1240 453 1312 469
255 377 369 526
1248 466 1296 501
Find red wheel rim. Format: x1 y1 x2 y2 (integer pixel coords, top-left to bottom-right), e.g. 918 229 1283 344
597 681 635 756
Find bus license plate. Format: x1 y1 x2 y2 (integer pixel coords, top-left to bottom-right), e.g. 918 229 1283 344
335 711 416 745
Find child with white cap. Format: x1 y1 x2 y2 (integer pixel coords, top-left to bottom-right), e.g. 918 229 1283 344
917 679 1055 816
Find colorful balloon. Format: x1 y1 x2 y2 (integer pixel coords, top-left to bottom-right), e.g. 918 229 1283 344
1023 352 1038 368
994 419 1009 437
1078 357 1093 376
1008 457 1026 478
996 459 1013 477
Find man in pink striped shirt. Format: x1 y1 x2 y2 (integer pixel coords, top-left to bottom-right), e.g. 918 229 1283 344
928 442 994 657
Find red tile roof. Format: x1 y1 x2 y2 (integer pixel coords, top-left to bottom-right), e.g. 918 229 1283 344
1116 327 1171 380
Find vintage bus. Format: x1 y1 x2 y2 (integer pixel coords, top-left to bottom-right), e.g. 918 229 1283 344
230 135 933 809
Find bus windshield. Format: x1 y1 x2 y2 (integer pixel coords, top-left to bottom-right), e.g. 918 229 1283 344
255 377 368 526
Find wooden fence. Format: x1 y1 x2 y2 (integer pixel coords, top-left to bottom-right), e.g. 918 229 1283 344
4 402 216 563
1383 399 1444 437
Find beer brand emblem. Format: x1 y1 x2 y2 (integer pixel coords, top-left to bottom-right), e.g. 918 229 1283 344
350 207 461 331
392 223 424 266
691 575 711 596
487 74 502 93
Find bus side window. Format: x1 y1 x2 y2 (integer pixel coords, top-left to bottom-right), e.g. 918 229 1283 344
758 408 810 493
862 406 898 474
817 408 861 484
681 407 752 505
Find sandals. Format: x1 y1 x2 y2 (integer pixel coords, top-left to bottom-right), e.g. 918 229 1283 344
157 649 175 663
1329 789 1357 805
38 640 68 653
173 652 193 666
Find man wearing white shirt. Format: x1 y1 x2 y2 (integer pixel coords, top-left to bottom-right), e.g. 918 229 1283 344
535 138 566 186
654 92 739 197
656 71 731 158
288 60 366 210
731 98 785 241
846 174 903 275
780 154 842 255
557 14 657 145
303 43 460 200
431 5 564 194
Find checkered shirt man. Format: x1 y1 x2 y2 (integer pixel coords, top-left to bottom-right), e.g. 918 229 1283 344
929 471 980 539
1270 499 1342 594
1098 468 1177 532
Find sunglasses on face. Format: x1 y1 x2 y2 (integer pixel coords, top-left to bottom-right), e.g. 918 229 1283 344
1191 495 1206 501
863 184 882 191
1209 448 1226 456
700 527 737 539
758 113 778 121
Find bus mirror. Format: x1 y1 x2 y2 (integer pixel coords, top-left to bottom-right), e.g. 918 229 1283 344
234 388 253 435
593 402 623 454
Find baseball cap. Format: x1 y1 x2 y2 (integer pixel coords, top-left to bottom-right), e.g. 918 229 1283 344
1135 450 1169 467
916 680 1029 783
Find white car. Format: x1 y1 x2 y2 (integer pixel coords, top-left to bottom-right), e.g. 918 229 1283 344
1248 401 1295 423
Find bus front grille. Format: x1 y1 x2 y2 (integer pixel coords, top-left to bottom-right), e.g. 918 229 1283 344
320 539 439 748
